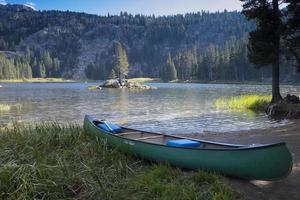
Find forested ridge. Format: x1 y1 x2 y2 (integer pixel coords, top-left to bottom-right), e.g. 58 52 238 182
0 3 299 82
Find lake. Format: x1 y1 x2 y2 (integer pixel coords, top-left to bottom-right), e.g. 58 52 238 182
1 82 299 134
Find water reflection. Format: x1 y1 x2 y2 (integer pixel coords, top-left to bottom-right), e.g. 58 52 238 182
0 82 299 134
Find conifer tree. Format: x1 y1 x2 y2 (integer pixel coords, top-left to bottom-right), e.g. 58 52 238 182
241 0 283 103
108 69 116 79
39 62 46 78
284 0 300 70
114 42 129 83
162 52 177 81
42 51 53 77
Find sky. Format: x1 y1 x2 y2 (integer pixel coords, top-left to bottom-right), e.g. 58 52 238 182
0 0 243 16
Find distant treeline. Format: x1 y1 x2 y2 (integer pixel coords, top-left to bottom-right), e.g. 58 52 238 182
159 37 299 82
0 4 299 82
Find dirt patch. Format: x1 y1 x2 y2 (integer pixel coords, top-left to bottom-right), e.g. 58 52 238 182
177 120 300 200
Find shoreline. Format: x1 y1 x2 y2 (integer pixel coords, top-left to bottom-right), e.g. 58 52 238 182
1 119 299 198
177 120 300 200
1 78 300 87
0 78 75 83
0 122 239 199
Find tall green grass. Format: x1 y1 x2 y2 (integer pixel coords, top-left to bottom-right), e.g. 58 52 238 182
114 165 239 200
214 95 271 112
0 123 240 199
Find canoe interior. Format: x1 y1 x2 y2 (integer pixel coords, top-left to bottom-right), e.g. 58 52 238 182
92 120 245 150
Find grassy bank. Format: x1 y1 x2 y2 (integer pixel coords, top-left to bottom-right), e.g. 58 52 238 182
0 123 240 199
0 78 75 83
214 95 271 112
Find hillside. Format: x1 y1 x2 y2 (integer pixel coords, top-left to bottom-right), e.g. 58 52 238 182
0 3 298 82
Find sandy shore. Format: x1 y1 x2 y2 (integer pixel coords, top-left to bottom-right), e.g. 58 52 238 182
180 120 300 199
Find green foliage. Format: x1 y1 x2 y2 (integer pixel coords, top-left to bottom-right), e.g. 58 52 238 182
0 5 255 80
161 52 177 81
1 3 299 82
113 42 129 81
108 69 116 79
114 165 240 200
0 123 141 199
0 123 240 199
87 85 98 90
241 0 282 67
241 0 284 102
284 0 300 71
0 55 32 79
214 95 271 111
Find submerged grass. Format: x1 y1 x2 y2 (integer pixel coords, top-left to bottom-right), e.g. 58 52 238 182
0 123 241 199
0 104 11 111
0 103 22 112
214 95 271 112
87 85 98 90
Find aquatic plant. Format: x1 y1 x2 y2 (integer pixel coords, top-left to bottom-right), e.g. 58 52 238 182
0 104 11 111
214 95 271 112
87 85 98 90
0 123 240 199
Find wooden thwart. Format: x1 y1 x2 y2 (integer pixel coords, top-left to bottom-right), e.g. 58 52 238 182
118 131 141 136
136 135 164 140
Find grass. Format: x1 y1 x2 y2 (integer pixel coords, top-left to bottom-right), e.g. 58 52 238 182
0 104 11 111
0 104 22 112
128 77 160 83
0 123 240 199
214 95 271 112
114 165 239 200
87 85 98 90
0 78 75 83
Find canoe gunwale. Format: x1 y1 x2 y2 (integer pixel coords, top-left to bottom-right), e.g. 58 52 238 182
85 115 287 151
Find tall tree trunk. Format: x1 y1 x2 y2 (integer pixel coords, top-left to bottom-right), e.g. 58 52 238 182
271 0 282 103
271 61 282 103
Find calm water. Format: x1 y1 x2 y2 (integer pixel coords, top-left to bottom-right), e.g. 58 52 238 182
1 82 299 134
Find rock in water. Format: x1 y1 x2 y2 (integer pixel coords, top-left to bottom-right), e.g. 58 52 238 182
267 94 300 119
283 94 300 104
99 79 121 88
99 79 155 89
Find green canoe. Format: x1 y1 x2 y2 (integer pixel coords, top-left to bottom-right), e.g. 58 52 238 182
84 115 293 180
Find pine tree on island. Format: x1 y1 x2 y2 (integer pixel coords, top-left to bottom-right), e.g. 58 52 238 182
113 42 129 85
108 69 116 79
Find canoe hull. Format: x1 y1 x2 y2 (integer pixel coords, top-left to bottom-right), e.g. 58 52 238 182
84 115 293 180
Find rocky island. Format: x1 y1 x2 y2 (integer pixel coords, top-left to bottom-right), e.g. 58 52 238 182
98 79 155 89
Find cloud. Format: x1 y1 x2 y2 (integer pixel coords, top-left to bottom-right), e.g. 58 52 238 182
0 0 7 5
23 1 36 10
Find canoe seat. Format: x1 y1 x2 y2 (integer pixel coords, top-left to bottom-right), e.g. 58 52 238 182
166 139 201 148
97 122 122 133
136 135 163 140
